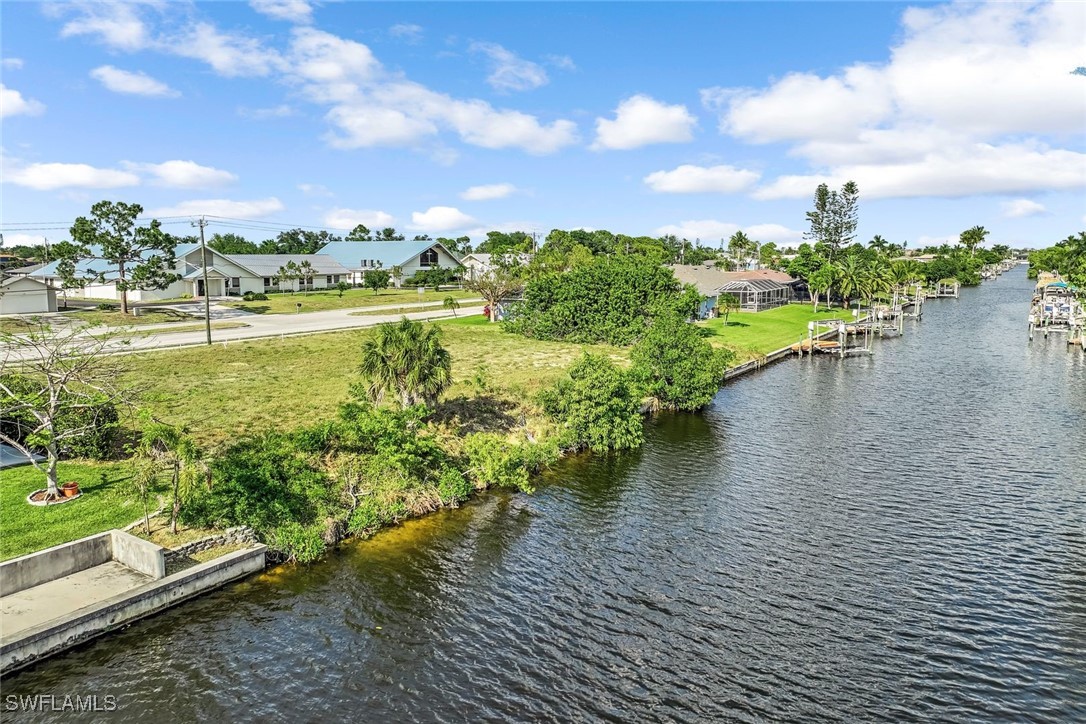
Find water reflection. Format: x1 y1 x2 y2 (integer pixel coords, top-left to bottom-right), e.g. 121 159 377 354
4 269 1084 723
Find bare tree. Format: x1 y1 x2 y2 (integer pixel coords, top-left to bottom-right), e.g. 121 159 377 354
464 257 524 322
0 321 134 500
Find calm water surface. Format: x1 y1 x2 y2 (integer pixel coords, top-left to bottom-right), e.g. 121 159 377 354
4 267 1085 722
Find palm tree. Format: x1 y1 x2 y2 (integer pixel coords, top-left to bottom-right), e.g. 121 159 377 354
359 317 452 408
868 235 889 255
959 225 989 257
862 258 893 307
808 264 837 311
716 293 740 325
137 420 204 534
443 296 461 317
834 256 865 310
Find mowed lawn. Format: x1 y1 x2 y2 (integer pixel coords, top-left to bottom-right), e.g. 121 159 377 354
221 287 477 315
699 303 849 357
0 461 154 561
121 319 627 446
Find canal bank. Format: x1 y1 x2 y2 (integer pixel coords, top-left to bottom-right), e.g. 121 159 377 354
4 267 1083 722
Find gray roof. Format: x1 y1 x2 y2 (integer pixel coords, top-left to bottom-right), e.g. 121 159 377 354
3 262 46 276
719 278 791 292
224 254 350 276
318 240 461 270
670 264 797 295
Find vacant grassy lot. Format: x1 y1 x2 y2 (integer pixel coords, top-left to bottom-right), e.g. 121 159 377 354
700 303 848 358
0 461 155 561
222 287 476 315
121 320 627 446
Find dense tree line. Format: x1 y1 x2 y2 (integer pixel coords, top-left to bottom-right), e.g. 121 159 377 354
1027 232 1086 287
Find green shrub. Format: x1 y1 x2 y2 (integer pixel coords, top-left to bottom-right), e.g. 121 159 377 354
348 495 408 536
268 521 326 563
539 353 644 452
630 313 732 411
242 291 269 301
96 302 116 311
181 432 334 534
464 433 559 494
506 256 689 345
436 467 474 504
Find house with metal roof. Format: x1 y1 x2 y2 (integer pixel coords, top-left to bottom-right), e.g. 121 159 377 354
317 241 462 286
30 245 351 300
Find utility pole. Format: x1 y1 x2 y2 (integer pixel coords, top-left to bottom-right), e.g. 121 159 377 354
192 216 212 346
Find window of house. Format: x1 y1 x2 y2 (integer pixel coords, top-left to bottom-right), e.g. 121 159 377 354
263 277 272 286
420 249 438 267
326 275 333 284
361 259 368 268
231 277 241 288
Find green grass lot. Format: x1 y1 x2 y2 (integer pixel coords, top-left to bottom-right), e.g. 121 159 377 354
64 308 196 327
222 287 476 315
699 303 848 359
0 461 159 561
120 319 627 447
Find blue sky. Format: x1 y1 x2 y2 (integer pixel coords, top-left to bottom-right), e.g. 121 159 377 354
2 1 1084 250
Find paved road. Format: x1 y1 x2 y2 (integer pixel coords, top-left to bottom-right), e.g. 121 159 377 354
2 299 486 358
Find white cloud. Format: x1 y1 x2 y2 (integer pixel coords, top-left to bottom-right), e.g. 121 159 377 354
470 41 548 92
752 142 1086 200
709 2 1086 200
655 220 739 242
90 65 179 97
654 220 803 244
1002 199 1047 218
55 2 150 51
592 94 696 150
460 183 516 201
323 208 395 229
124 160 237 188
171 22 284 77
744 224 805 244
238 104 296 119
389 24 423 43
250 0 312 23
0 84 45 118
147 198 284 219
2 58 24 70
297 183 333 196
643 164 760 194
1 232 49 247
4 162 139 190
410 206 477 233
545 54 576 72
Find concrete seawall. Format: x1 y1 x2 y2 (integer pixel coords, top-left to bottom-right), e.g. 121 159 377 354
1 535 265 675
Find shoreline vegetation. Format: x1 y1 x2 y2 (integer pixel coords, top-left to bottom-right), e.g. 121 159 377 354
4 192 1039 565
1 303 838 562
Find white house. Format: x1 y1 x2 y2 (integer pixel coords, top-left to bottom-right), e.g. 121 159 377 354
460 252 532 281
317 241 463 286
0 275 58 315
30 245 351 300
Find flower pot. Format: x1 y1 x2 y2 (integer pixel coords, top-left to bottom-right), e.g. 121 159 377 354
61 482 80 498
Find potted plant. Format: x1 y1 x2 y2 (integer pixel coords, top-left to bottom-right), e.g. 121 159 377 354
61 481 80 498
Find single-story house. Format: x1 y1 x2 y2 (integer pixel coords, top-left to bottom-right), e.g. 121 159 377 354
461 252 533 281
2 262 47 278
317 241 463 286
670 264 800 317
29 245 351 300
0 275 58 315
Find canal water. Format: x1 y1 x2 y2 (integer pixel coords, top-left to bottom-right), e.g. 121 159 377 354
4 267 1084 722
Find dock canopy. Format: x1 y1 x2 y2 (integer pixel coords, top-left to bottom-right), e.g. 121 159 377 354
718 278 793 311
